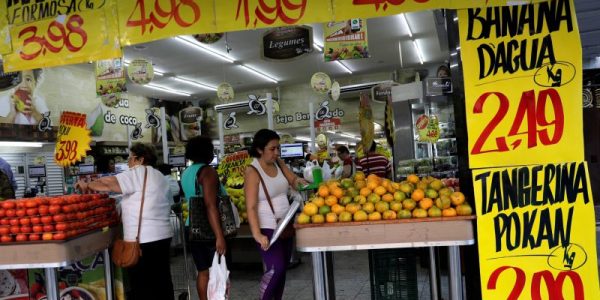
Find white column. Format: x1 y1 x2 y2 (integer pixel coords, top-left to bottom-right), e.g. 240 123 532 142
309 102 316 153
218 112 225 158
266 92 274 130
160 107 169 164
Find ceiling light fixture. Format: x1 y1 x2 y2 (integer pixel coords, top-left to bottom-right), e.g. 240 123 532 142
175 37 235 63
295 136 312 142
313 42 323 52
412 40 424 65
335 61 353 74
239 65 279 83
172 77 217 91
147 84 191 96
400 14 413 38
453 16 458 22
0 141 43 148
339 133 361 140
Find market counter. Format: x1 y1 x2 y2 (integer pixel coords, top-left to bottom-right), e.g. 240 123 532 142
294 216 476 300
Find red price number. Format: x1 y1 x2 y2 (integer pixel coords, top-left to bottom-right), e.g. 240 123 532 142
55 140 79 162
352 0 430 12
471 88 564 155
127 0 201 35
488 266 584 300
18 14 87 61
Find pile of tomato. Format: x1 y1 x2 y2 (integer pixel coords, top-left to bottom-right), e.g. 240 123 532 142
0 194 119 243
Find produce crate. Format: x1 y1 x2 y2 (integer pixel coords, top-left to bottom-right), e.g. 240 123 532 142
368 248 418 300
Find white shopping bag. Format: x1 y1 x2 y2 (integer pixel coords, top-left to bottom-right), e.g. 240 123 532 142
207 253 230 300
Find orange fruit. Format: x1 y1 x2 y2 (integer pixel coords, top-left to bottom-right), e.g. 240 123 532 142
354 210 368 222
450 192 466 206
374 186 387 196
331 204 345 215
411 189 425 201
368 211 382 221
381 193 394 202
345 203 361 214
325 212 338 223
419 198 433 210
366 180 379 190
367 174 381 182
375 201 389 213
312 197 325 207
325 195 338 206
354 180 367 189
442 207 457 217
407 174 420 184
331 187 344 199
317 185 330 198
311 214 325 223
359 187 372 197
303 203 318 216
354 171 366 181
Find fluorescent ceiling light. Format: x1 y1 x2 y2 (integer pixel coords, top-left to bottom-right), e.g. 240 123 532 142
412 40 424 64
313 42 323 52
453 16 458 22
295 136 312 142
147 84 191 96
175 37 235 63
339 133 361 140
335 61 353 74
400 14 413 38
450 63 458 69
0 141 43 148
172 77 217 91
239 65 278 83
326 130 336 134
450 51 458 56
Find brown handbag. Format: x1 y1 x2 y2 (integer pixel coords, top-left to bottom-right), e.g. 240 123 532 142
112 167 148 268
249 164 295 240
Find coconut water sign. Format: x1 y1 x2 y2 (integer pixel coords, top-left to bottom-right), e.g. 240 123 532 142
275 100 345 128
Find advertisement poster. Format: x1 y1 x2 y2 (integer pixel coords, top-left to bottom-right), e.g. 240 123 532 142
472 162 599 300
96 58 127 97
458 0 583 168
151 100 207 144
127 58 154 85
416 114 440 143
324 19 369 61
55 111 92 167
27 252 125 300
0 270 29 300
179 106 203 141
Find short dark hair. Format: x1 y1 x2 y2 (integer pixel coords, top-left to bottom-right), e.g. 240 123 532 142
249 129 279 158
186 136 214 164
370 142 377 152
336 145 350 155
130 143 158 167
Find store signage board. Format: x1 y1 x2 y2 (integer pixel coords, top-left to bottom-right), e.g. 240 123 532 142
168 154 186 167
262 26 313 60
425 78 452 96
472 162 600 300
324 19 369 61
118 0 216 46
54 111 92 167
3 8 122 72
215 0 332 32
458 0 583 169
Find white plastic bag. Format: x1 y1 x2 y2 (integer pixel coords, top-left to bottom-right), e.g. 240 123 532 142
321 161 331 181
207 253 230 300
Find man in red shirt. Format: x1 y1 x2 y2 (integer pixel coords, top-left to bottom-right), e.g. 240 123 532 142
356 142 391 179
336 145 355 178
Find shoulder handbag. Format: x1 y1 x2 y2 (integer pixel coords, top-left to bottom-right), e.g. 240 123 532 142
189 165 237 241
112 167 147 268
248 165 295 240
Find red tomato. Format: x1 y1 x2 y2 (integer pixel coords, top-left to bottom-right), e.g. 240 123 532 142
48 205 61 215
55 223 68 231
0 208 4 217
19 217 30 226
25 200 37 208
42 233 53 240
1 235 13 242
29 234 41 241
15 201 25 209
20 225 32 233
38 205 49 215
15 234 27 241
41 216 53 224
67 230 77 237
78 203 86 211
62 205 73 213
30 216 41 224
10 226 20 234
26 208 38 216
1 201 15 209
49 198 63 206
0 226 9 235
15 209 26 217
5 209 15 217
53 232 66 240
9 218 19 226
43 224 54 232
0 219 8 226
67 213 76 220
52 214 66 222
32 225 43 233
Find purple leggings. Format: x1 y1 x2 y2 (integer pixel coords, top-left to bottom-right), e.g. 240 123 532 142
256 229 293 300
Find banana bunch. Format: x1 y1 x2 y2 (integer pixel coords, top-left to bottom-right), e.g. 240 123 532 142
226 187 247 223
225 175 245 188
182 202 189 223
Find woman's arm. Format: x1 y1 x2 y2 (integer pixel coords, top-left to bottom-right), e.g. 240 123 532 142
75 176 122 193
198 167 226 255
276 158 308 189
244 166 269 250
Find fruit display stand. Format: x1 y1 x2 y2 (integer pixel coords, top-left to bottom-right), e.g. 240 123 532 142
294 216 475 300
0 228 116 300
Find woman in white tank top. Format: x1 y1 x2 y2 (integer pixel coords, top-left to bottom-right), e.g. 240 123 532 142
244 129 308 300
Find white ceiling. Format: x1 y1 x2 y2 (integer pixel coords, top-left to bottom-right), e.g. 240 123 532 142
121 10 448 102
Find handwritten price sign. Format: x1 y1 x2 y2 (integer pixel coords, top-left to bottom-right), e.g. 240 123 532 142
215 0 331 32
118 0 215 46
54 111 92 167
3 9 121 72
458 0 583 168
472 162 600 300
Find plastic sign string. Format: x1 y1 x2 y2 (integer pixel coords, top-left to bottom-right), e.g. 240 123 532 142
55 111 92 167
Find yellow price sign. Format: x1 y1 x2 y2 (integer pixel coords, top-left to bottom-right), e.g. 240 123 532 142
54 111 92 167
0 0 10 55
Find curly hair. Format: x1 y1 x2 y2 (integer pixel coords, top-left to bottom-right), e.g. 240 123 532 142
185 136 214 164
130 143 158 167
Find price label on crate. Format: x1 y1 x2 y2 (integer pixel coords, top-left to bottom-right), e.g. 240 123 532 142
118 0 216 46
54 111 91 167
3 8 122 72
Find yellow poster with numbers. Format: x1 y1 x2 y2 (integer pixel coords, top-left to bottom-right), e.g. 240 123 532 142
55 111 92 167
215 0 332 32
458 0 583 169
118 0 216 46
472 162 599 300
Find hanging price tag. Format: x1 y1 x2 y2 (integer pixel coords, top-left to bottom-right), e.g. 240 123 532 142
118 0 216 46
3 8 122 72
54 111 92 167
